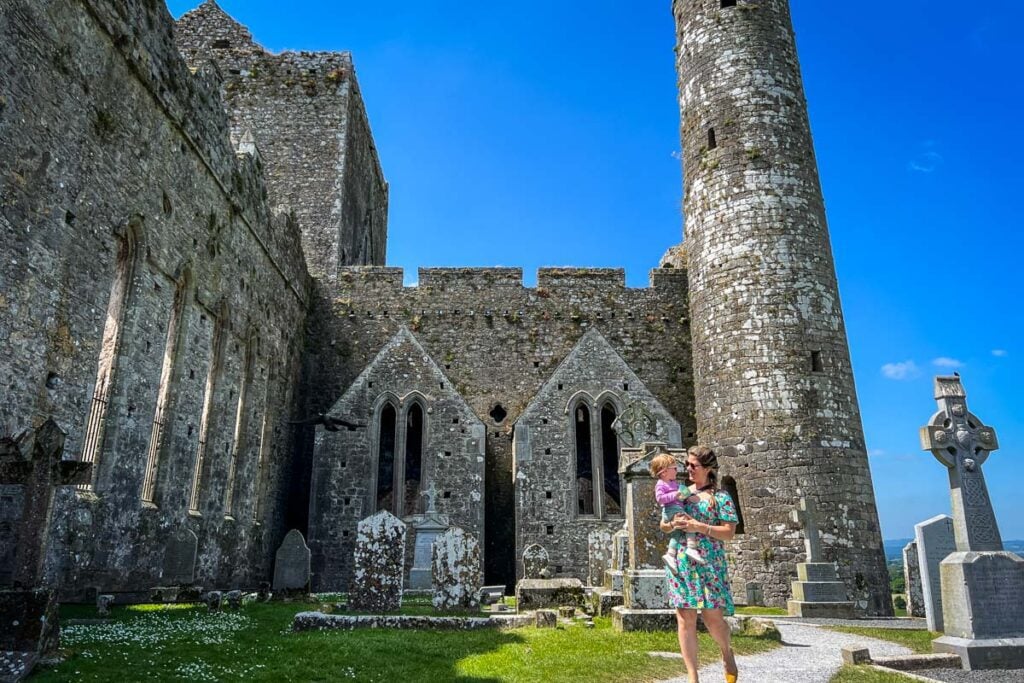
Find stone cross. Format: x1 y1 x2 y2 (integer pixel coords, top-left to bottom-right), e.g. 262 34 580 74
919 375 1002 552
791 497 822 563
611 400 663 448
420 480 440 514
0 418 91 587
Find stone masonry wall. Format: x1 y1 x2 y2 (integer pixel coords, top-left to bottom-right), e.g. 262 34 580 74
300 267 696 588
174 1 389 284
0 0 309 593
674 0 891 613
308 329 487 591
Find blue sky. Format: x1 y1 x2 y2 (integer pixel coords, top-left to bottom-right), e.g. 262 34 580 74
167 1 1024 540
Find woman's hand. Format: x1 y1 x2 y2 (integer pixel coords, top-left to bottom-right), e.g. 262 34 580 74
672 512 693 531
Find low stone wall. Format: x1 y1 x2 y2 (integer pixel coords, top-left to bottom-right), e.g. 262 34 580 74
291 611 531 631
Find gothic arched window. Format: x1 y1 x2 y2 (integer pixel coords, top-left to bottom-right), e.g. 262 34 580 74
376 402 398 513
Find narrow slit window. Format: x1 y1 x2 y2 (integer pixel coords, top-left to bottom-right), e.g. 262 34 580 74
811 350 824 373
721 476 745 534
721 0 737 7
708 128 717 150
600 405 622 516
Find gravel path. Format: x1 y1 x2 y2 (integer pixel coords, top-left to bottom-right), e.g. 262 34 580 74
656 621 914 683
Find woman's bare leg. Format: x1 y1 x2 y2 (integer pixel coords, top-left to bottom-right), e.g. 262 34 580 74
676 608 700 682
700 608 737 676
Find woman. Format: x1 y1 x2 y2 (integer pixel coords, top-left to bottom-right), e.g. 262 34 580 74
659 445 739 683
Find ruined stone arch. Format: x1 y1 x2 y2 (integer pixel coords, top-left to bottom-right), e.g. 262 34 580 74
566 392 598 517
224 327 260 517
397 391 430 517
80 214 145 490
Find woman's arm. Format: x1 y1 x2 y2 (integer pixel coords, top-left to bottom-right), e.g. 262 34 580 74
676 516 737 541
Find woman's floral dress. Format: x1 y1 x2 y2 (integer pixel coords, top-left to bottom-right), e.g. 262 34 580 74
664 489 738 615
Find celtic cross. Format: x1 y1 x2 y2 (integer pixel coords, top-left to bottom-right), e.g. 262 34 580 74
919 375 1002 552
611 400 663 448
791 497 822 562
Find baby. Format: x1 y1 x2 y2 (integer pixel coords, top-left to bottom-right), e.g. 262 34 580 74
650 452 705 571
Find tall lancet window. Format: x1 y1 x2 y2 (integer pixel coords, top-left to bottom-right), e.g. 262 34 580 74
376 403 397 513
188 310 227 513
79 225 137 490
403 402 424 515
575 404 595 515
224 333 257 517
600 404 622 515
142 275 189 504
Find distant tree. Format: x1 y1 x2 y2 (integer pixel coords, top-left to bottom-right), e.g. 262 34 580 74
893 595 907 610
888 563 905 593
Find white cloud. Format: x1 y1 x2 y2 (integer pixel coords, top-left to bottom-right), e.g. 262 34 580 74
868 449 885 458
932 357 963 368
881 360 919 380
992 349 1008 357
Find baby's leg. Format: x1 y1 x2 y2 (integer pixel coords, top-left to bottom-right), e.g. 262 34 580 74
663 530 682 574
683 532 706 565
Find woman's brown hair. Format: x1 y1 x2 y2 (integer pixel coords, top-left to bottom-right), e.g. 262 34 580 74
687 444 720 511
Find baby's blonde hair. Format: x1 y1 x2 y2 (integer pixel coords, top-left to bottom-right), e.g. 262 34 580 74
648 453 678 478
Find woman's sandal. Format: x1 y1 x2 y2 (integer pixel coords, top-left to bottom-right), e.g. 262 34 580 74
724 672 738 683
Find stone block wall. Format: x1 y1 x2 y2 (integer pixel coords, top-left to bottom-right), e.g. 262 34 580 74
673 0 890 613
0 0 310 593
175 1 389 283
299 266 696 588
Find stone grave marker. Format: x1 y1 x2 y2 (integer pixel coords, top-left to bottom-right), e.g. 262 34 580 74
272 529 311 594
920 376 1024 669
915 514 955 631
902 540 924 618
587 528 614 587
431 526 482 610
349 510 406 612
787 497 854 618
0 419 90 679
162 528 198 586
96 594 113 618
522 544 549 579
409 484 448 590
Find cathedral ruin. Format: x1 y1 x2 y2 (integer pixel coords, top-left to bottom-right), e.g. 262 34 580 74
0 0 891 614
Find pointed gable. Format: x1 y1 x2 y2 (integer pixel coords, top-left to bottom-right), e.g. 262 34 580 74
175 1 262 59
308 327 486 591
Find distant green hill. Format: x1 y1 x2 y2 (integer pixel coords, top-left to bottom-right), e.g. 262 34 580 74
884 538 1024 563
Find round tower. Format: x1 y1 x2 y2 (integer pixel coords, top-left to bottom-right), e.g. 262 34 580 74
674 0 891 614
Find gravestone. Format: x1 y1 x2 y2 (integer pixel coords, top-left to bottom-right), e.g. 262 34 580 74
745 582 764 607
0 419 90 679
349 510 406 612
96 594 113 618
920 376 1024 670
225 590 242 610
611 442 685 632
914 515 955 631
272 529 311 594
522 544 549 580
202 590 222 611
587 528 614 587
409 484 449 590
787 497 855 618
162 528 198 586
902 541 924 618
431 526 482 610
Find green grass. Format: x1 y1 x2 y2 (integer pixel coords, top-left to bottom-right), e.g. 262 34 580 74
824 626 939 655
830 665 920 682
39 602 780 682
734 606 787 616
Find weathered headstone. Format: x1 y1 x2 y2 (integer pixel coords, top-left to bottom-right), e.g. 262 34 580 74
409 512 448 590
96 594 113 618
522 544 549 580
162 528 198 586
587 528 614 587
272 529 311 594
611 528 629 572
611 442 683 632
902 541 924 618
920 376 1024 670
915 515 955 631
535 609 558 628
745 582 764 607
431 526 482 610
202 590 222 611
787 497 855 618
225 590 243 610
0 419 90 679
349 510 406 612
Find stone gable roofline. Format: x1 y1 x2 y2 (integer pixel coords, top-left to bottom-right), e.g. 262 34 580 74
333 265 688 294
326 326 477 420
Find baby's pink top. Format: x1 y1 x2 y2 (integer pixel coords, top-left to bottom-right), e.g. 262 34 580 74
655 479 681 507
